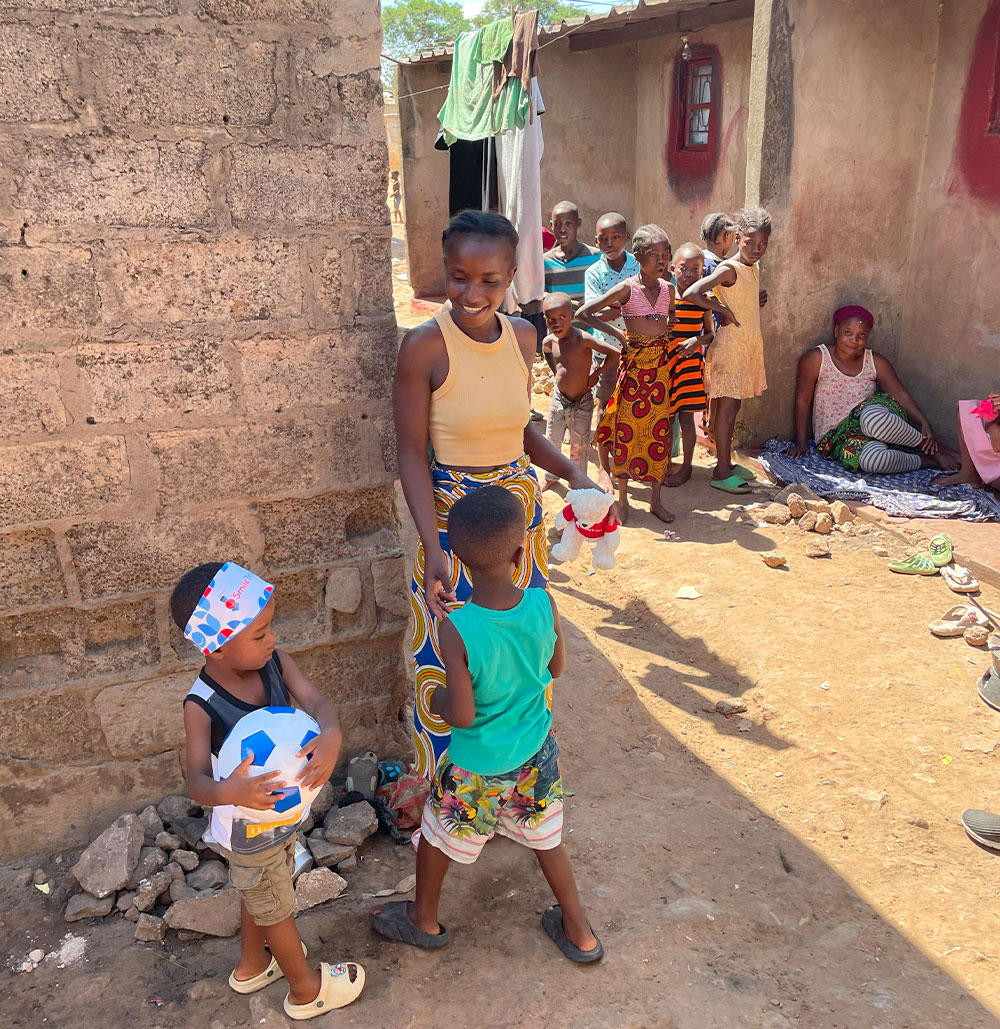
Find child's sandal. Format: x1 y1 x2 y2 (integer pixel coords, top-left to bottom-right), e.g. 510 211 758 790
283 961 365 1020
228 942 307 995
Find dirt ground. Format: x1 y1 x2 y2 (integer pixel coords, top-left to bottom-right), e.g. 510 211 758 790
3 223 1000 1028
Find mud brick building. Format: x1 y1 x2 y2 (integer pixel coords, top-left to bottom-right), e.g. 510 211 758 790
0 0 408 858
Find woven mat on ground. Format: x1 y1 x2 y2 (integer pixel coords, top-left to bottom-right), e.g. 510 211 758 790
757 439 1000 522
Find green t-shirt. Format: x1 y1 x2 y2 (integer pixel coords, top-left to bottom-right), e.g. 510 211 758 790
446 588 556 775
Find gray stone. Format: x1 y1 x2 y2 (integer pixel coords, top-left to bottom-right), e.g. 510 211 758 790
172 849 200 872
71 813 143 898
116 891 137 912
165 861 185 881
134 913 166 942
135 869 175 912
187 860 227 891
336 854 357 873
325 566 362 613
248 993 295 1028
170 814 208 848
138 805 164 840
293 868 347 913
323 801 378 846
187 979 218 1001
658 898 725 925
155 831 182 851
157 794 199 824
164 888 241 937
124 906 140 922
126 846 168 888
14 869 32 889
310 781 335 817
306 836 355 869
65 891 115 922
169 879 196 904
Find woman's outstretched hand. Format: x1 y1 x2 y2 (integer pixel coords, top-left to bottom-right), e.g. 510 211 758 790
423 546 457 619
919 424 939 454
786 441 809 458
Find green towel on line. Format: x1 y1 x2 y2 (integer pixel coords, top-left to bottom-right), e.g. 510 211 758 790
438 20 529 146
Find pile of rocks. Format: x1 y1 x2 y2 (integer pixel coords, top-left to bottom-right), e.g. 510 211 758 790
758 485 855 537
64 788 379 943
532 356 554 397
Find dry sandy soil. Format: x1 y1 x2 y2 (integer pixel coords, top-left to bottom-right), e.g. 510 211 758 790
3 225 999 1028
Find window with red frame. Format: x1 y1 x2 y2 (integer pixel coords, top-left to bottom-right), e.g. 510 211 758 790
678 57 715 151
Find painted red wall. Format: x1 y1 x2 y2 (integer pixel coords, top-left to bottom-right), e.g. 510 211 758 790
950 0 1000 203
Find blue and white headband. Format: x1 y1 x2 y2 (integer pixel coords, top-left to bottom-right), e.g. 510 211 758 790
184 561 274 656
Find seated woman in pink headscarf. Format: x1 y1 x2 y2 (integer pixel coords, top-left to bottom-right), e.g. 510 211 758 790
788 304 956 475
932 394 1000 490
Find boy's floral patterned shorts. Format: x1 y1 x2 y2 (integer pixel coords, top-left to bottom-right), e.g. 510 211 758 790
420 732 564 864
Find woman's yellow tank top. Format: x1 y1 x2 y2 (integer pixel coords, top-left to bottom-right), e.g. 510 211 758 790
428 309 530 467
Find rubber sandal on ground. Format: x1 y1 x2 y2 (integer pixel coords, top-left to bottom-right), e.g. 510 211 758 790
541 905 604 964
732 464 757 482
368 900 450 949
283 961 365 1020
989 634 1000 676
888 554 938 576
229 942 307 995
927 532 953 567
710 474 751 494
977 666 1000 712
961 809 1000 852
941 563 979 594
928 605 989 637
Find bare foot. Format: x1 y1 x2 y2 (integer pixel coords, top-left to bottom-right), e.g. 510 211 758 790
617 496 631 525
664 464 692 487
650 493 675 524
934 450 959 470
932 469 981 488
541 479 558 493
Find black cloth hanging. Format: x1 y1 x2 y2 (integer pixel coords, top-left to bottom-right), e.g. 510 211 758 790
435 133 499 216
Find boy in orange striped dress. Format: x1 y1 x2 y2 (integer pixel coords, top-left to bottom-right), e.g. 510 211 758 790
665 243 714 487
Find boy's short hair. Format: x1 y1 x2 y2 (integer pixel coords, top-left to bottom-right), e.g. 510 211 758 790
700 212 735 244
170 562 224 630
447 486 525 569
542 291 574 312
596 212 628 232
735 206 772 236
551 200 580 219
442 210 518 261
673 241 704 262
631 224 672 257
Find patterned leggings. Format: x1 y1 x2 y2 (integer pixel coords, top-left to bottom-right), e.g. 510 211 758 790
857 405 923 474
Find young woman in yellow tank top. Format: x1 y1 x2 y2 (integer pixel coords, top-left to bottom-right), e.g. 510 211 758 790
394 210 612 778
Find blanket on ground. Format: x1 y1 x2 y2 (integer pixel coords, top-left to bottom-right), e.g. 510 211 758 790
757 439 1000 522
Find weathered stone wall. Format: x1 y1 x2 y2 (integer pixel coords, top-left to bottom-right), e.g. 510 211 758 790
0 0 409 859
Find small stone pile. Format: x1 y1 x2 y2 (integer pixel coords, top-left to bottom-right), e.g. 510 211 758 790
64 788 379 943
532 356 554 397
758 485 855 538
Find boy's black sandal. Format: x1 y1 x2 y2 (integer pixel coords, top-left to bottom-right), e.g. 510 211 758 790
542 905 604 964
368 900 450 949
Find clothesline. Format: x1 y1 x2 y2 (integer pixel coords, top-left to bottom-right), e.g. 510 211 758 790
390 8 634 103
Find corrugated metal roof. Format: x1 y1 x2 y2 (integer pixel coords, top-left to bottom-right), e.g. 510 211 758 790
399 0 735 65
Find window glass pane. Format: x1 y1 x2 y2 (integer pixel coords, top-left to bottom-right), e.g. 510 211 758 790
687 106 709 146
690 65 712 105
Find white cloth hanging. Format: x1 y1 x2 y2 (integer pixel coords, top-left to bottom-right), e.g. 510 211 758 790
497 79 545 312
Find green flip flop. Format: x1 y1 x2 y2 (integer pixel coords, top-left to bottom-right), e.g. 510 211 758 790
888 554 938 576
732 464 757 482
928 532 953 567
710 474 752 494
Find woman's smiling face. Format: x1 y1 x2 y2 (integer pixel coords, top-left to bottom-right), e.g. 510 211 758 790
443 234 516 334
834 316 871 357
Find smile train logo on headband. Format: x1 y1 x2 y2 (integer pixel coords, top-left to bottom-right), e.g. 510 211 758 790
185 562 274 656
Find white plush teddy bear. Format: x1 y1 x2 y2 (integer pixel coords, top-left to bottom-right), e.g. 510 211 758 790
550 488 620 570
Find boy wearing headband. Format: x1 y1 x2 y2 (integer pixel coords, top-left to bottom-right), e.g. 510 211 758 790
172 561 365 1020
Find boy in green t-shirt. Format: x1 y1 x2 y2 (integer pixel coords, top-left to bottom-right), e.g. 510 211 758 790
369 486 602 963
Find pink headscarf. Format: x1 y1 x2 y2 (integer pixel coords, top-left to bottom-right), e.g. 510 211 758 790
833 305 874 330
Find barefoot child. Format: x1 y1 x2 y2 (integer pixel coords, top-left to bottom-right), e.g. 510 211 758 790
683 207 771 495
585 212 639 485
395 210 612 776
664 243 713 487
369 486 603 964
173 562 364 1021
578 224 676 524
543 201 600 305
390 170 402 224
540 291 621 489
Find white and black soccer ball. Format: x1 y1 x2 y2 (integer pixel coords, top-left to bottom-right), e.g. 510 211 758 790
217 706 323 822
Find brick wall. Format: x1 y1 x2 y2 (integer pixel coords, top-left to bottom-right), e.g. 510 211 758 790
0 0 409 859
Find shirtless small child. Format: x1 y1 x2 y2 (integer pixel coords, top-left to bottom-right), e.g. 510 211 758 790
540 291 621 489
